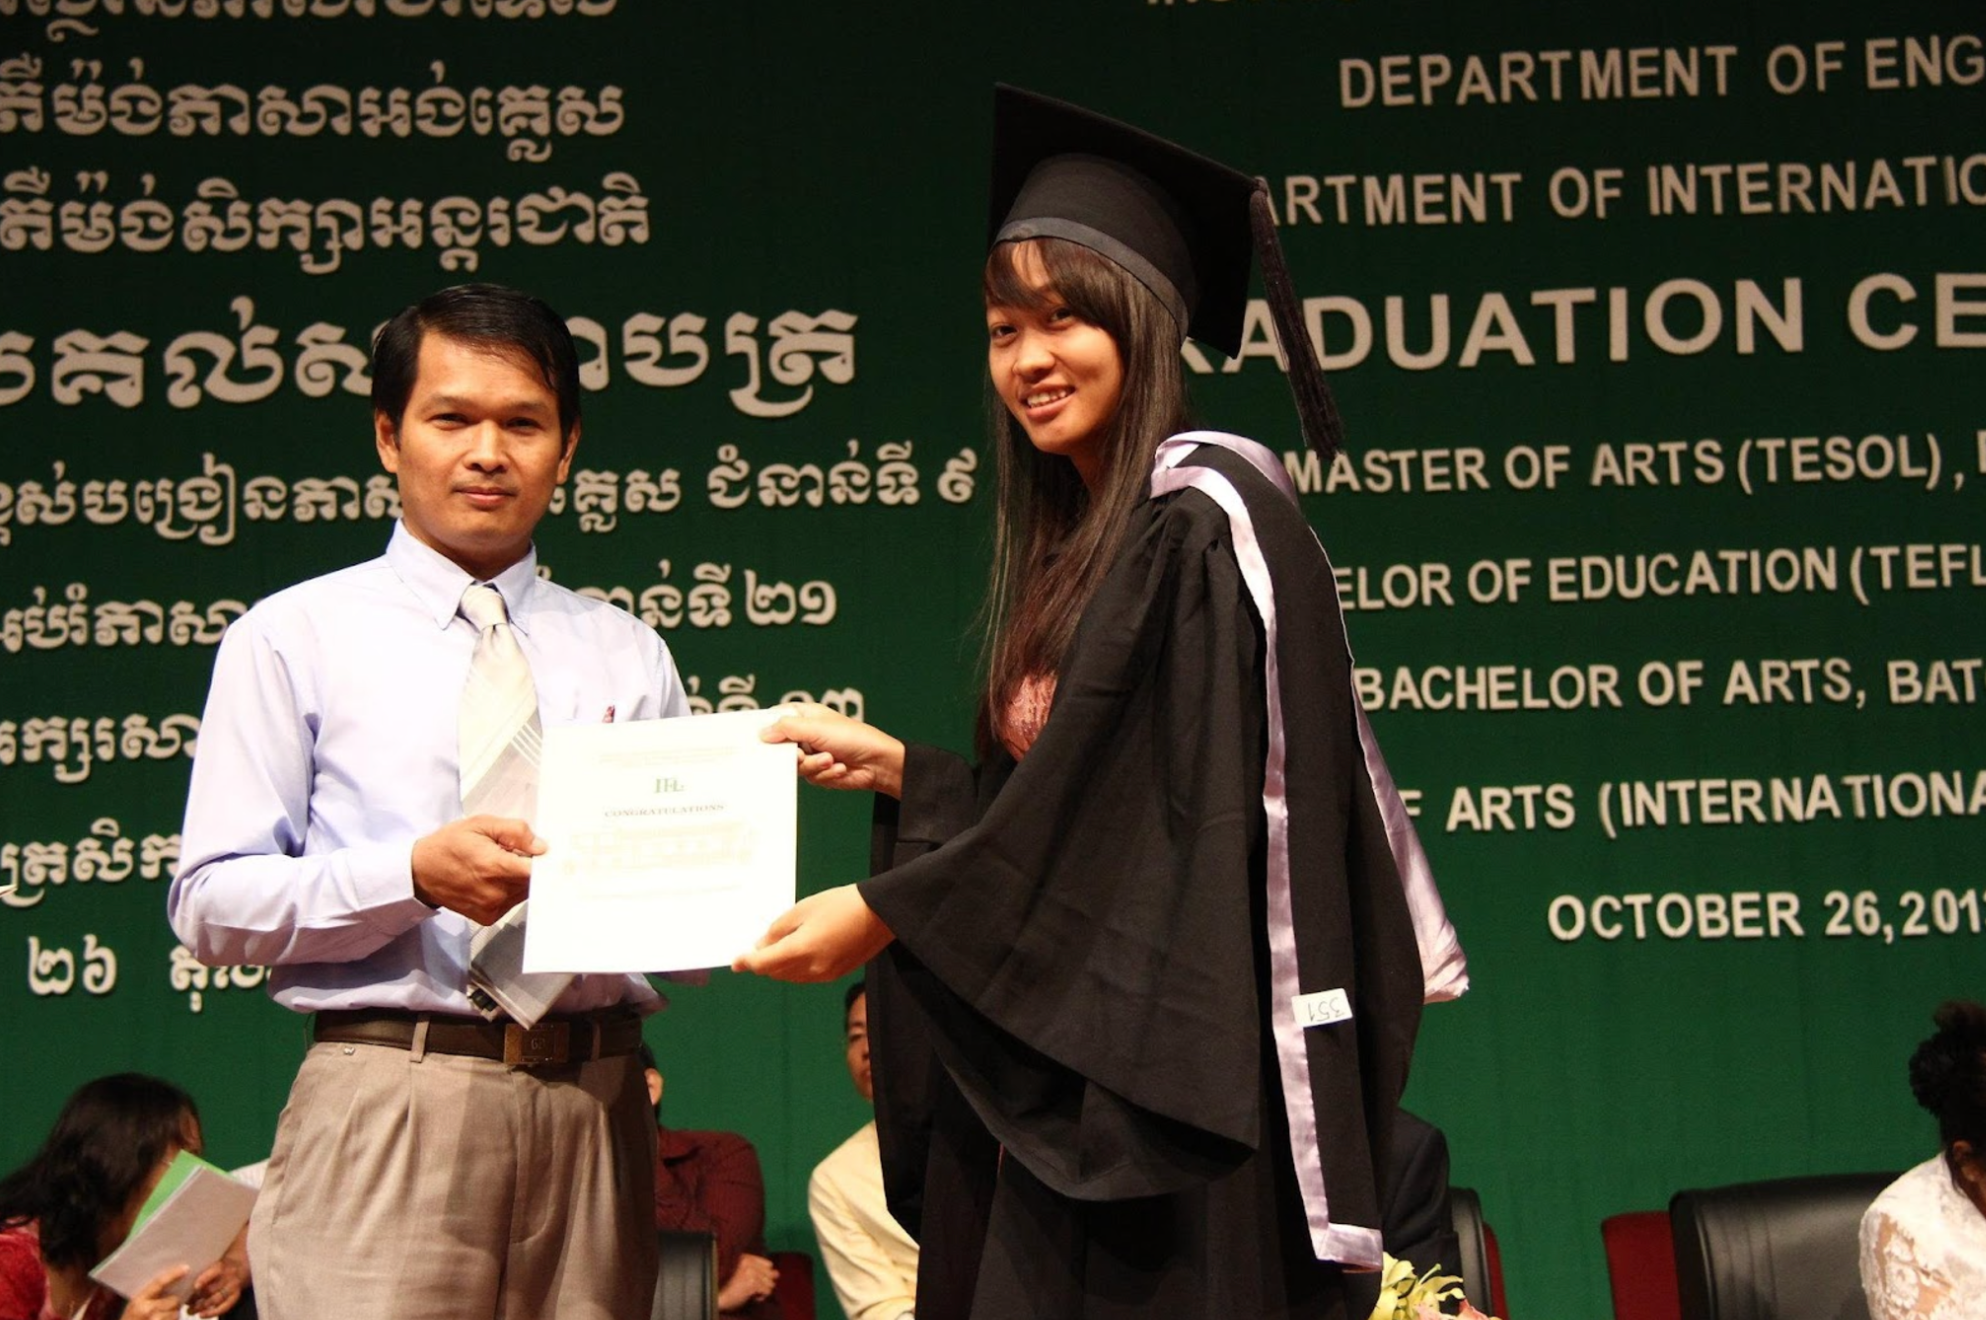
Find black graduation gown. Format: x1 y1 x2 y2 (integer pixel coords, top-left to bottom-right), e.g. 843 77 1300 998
859 441 1423 1320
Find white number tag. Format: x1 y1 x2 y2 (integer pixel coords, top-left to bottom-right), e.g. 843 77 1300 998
1292 988 1352 1028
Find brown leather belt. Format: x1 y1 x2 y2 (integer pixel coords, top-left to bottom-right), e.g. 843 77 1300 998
313 1007 644 1068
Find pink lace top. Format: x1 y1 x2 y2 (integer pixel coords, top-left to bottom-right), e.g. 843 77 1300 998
996 673 1057 761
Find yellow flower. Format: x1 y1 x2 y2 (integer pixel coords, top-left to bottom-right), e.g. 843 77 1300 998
1365 1254 1490 1320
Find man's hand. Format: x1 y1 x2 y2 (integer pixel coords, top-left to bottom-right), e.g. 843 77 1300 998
761 703 906 798
410 815 542 924
716 1252 779 1312
733 885 894 982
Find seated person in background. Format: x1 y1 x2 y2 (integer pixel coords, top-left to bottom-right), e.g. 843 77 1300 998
1383 1109 1462 1276
809 982 919 1320
1861 998 1986 1320
640 1044 781 1319
0 1074 249 1320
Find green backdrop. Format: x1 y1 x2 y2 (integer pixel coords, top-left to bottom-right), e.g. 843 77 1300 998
3 2 1982 1316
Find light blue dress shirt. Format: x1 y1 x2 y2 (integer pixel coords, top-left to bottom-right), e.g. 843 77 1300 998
169 523 689 1016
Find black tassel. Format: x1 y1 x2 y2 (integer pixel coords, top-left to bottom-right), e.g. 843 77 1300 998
1248 183 1345 461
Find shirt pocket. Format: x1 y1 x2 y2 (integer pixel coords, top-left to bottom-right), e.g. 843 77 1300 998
539 672 652 726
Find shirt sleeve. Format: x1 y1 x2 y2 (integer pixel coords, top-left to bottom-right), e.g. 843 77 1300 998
808 1162 916 1320
166 615 434 967
707 1134 769 1285
647 629 691 720
0 1229 48 1320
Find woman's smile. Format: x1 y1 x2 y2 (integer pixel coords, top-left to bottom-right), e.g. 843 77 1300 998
987 242 1126 488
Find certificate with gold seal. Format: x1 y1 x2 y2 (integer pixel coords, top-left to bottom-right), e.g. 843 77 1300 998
524 708 797 974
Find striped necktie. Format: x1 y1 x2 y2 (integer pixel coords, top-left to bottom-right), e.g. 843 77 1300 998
458 583 573 1024
458 583 540 820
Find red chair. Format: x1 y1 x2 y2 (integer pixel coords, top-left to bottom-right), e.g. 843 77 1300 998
1483 1222 1509 1319
769 1249 815 1320
1600 1211 1681 1320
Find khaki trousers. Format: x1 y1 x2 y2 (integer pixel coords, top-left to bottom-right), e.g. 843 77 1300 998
249 1036 658 1320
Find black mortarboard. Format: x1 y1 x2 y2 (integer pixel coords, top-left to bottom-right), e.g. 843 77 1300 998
990 85 1257 358
988 85 1345 457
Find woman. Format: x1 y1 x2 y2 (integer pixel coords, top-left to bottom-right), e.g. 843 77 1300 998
1860 1000 1986 1320
0 1074 247 1320
738 87 1462 1319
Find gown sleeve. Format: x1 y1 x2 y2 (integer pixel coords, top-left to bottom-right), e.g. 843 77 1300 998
859 490 1272 1202
876 742 997 868
865 744 1010 1307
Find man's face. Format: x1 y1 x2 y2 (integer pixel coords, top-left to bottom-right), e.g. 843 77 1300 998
844 991 872 1103
375 331 575 580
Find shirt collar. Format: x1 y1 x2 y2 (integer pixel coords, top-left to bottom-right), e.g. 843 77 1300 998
385 522 542 634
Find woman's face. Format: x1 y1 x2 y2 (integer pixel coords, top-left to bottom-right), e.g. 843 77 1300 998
97 1113 201 1260
986 242 1125 488
1955 1140 1986 1218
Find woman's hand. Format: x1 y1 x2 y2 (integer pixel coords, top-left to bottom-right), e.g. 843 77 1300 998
186 1229 251 1316
733 885 894 982
762 703 906 798
123 1264 192 1320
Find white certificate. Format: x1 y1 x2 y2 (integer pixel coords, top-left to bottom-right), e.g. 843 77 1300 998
524 708 796 974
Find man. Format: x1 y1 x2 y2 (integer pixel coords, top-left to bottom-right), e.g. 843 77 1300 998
638 1044 782 1319
1382 1110 1462 1276
808 982 920 1320
169 283 687 1319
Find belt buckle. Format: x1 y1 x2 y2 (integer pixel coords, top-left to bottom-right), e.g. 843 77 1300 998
503 1020 570 1067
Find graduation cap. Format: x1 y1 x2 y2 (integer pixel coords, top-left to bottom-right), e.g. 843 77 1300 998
989 85 1345 458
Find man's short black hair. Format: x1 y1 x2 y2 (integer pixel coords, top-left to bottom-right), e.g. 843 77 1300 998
843 979 866 1024
370 283 583 441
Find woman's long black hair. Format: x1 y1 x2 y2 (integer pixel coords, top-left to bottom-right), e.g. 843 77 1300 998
976 237 1193 758
0 1074 199 1270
